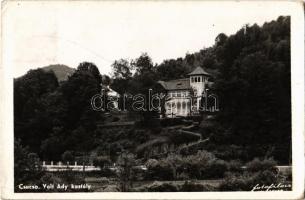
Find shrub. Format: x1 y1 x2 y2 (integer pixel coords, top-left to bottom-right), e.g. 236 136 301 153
246 158 277 173
185 150 216 178
204 159 228 178
147 181 178 192
160 118 182 127
250 170 279 186
57 170 85 187
145 159 174 180
30 173 63 192
180 181 216 192
99 177 110 184
219 168 283 191
213 145 248 161
61 150 74 163
103 185 120 192
39 173 62 187
176 172 189 180
145 159 159 167
219 173 250 191
100 168 117 177
93 156 111 169
132 130 150 143
227 160 243 172
95 146 107 156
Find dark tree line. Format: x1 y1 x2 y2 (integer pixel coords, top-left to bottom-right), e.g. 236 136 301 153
14 63 103 161
212 17 291 155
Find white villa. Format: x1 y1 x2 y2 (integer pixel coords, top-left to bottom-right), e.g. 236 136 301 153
101 85 120 110
158 66 214 117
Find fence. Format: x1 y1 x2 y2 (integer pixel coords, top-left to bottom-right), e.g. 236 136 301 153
41 161 100 172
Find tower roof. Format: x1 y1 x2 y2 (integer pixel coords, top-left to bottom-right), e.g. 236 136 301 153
188 66 210 76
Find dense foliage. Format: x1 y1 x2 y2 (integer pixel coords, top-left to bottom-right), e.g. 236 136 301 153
213 16 291 148
14 16 291 166
14 62 103 160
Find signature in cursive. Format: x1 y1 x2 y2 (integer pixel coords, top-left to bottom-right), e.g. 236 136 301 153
251 183 292 191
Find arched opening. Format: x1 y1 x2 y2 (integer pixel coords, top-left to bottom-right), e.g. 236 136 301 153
177 101 181 115
182 101 186 115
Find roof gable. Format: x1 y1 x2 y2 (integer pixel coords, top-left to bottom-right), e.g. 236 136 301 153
188 66 210 76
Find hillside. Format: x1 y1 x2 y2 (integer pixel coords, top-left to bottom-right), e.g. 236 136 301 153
42 64 75 82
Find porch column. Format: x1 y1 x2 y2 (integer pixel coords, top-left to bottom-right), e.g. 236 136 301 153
185 100 188 115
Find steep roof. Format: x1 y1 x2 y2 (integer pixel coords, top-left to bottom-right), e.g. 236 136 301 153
158 78 191 91
188 66 210 76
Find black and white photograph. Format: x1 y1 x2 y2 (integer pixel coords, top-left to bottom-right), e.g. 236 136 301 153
1 0 304 199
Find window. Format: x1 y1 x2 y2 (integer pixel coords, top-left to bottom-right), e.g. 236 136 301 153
177 102 181 111
177 92 181 97
191 77 194 82
182 102 186 109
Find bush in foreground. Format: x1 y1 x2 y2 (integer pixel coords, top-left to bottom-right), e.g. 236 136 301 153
180 181 216 191
132 181 216 192
246 157 277 173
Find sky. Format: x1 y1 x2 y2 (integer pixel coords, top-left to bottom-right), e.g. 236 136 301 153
2 1 296 77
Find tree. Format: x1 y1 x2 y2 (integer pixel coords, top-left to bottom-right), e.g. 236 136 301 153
101 74 111 85
60 62 102 130
212 16 291 163
117 152 136 192
145 158 175 181
14 69 59 153
215 33 228 46
124 53 161 124
111 59 133 79
93 156 111 169
40 136 64 161
61 151 75 163
132 53 154 76
156 59 189 81
14 139 44 191
77 61 102 84
15 62 105 160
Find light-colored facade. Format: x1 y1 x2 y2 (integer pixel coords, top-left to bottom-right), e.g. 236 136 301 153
159 67 211 117
101 85 120 110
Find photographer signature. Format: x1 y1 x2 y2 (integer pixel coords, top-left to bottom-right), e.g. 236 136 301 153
251 183 292 191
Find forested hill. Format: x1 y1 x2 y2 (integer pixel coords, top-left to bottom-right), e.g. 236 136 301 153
156 15 290 163
42 64 75 82
14 16 291 164
154 16 289 81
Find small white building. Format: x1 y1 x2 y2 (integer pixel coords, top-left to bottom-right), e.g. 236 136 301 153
158 67 212 117
101 85 120 110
